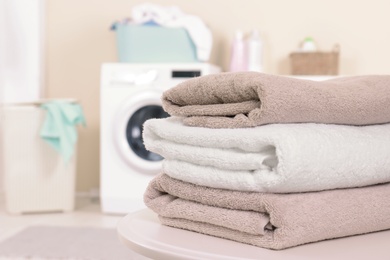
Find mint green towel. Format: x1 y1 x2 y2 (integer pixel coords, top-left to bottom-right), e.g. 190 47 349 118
40 101 86 163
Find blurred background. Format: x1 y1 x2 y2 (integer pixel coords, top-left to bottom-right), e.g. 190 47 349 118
1 0 390 258
1 0 390 210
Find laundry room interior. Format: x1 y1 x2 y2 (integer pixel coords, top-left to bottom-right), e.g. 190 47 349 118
1 0 390 259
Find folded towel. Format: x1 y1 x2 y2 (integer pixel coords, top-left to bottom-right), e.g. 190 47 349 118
162 72 390 128
143 117 390 193
40 101 86 162
144 174 390 250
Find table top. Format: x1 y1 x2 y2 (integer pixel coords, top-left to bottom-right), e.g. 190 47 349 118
117 208 390 260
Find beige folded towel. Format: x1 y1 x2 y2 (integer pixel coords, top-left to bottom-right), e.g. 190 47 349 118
144 174 390 250
162 72 390 128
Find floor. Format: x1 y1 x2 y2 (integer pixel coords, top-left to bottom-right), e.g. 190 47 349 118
0 195 123 243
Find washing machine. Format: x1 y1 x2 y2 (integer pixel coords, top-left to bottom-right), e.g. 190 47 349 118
100 63 220 214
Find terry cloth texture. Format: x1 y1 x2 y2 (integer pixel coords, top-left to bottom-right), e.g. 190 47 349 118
143 117 390 193
144 174 390 250
162 72 390 128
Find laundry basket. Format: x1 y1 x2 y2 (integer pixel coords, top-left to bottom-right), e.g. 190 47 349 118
2 101 77 214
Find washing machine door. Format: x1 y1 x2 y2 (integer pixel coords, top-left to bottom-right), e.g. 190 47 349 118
114 90 169 173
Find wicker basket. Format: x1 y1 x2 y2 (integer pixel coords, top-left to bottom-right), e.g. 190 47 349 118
290 45 339 75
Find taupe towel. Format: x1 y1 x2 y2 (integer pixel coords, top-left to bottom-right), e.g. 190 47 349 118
162 72 390 128
144 174 390 250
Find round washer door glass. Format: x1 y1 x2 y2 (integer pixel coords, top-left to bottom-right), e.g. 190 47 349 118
126 105 169 161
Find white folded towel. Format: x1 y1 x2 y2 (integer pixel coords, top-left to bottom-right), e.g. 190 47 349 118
143 117 390 193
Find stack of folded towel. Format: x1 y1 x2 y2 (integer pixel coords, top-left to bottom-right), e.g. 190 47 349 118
142 72 390 250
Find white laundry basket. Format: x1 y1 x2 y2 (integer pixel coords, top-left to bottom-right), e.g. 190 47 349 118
2 102 77 214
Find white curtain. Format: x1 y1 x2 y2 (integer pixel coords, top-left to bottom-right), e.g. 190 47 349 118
0 0 44 194
0 0 44 103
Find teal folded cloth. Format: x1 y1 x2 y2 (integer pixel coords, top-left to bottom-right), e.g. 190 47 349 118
40 101 86 163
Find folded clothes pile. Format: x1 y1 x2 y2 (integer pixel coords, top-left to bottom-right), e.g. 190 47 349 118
142 72 390 250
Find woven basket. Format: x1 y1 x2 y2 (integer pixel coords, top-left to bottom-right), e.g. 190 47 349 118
290 45 339 75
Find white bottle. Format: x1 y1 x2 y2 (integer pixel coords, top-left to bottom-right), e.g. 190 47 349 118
229 30 247 72
246 29 263 72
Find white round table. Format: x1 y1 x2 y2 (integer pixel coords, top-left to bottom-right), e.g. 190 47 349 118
117 208 390 260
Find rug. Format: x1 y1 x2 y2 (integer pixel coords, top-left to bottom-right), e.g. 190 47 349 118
0 226 149 260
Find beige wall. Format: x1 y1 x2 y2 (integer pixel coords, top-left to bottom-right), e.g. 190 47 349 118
46 0 390 191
